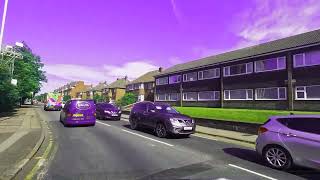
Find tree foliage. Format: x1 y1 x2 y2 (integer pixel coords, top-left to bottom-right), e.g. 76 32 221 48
63 95 71 102
116 92 137 107
0 66 19 111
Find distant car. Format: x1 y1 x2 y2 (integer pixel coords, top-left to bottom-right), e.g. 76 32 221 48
129 102 195 138
256 115 320 171
44 101 62 111
96 103 121 120
59 99 96 127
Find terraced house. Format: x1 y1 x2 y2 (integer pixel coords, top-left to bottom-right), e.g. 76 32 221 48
126 68 163 102
154 29 320 111
108 77 130 102
54 81 88 99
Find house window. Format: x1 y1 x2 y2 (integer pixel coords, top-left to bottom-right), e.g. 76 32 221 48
133 84 140 90
127 85 134 90
169 75 181 84
198 68 220 80
156 94 166 101
156 77 168 85
295 85 320 100
198 91 220 101
146 83 153 89
224 89 253 100
182 92 198 101
168 93 179 101
223 62 253 77
294 50 320 67
183 72 197 82
255 57 286 72
256 87 286 100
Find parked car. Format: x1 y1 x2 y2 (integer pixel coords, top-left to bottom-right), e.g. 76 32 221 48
96 103 121 120
256 115 320 171
129 102 195 138
59 99 96 127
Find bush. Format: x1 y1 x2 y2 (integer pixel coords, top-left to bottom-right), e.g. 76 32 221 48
0 79 19 112
63 95 71 102
93 94 106 103
116 93 137 107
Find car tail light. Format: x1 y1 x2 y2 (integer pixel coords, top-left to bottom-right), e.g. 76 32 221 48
94 113 96 117
67 113 73 117
258 126 268 135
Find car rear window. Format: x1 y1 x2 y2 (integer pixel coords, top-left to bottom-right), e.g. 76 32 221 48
277 117 320 135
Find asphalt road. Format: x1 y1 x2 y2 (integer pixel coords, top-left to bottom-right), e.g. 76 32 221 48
38 109 319 180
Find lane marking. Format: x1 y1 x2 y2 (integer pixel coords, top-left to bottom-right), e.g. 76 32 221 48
228 164 278 180
96 121 111 126
121 118 129 122
121 129 174 147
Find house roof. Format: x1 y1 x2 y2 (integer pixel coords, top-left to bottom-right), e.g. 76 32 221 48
92 81 108 91
157 29 320 76
127 70 161 85
108 78 130 89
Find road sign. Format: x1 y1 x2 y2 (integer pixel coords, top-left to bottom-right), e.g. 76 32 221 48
11 78 17 86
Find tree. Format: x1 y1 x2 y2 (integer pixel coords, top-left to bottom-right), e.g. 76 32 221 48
63 95 71 102
13 42 47 104
116 92 137 107
0 66 19 111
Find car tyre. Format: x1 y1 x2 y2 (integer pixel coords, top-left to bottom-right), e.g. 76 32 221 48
130 117 139 130
263 145 292 170
181 134 190 138
155 123 167 138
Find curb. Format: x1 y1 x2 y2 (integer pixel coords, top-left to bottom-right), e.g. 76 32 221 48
1 109 46 180
195 130 256 145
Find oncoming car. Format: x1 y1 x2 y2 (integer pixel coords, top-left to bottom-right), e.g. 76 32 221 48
59 99 96 127
129 102 195 138
256 115 320 170
96 103 121 120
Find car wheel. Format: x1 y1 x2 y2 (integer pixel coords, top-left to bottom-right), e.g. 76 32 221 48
181 134 190 138
263 145 292 170
130 117 139 130
155 123 167 138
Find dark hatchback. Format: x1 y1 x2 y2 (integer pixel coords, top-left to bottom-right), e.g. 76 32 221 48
96 103 121 120
129 102 195 138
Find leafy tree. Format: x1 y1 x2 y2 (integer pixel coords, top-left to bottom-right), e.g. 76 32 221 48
116 92 137 107
63 95 71 102
0 66 19 111
13 42 47 104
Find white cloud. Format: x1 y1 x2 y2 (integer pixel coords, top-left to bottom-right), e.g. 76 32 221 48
103 61 158 80
170 0 183 23
168 56 184 65
235 0 320 48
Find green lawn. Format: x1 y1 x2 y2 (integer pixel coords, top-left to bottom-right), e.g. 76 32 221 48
174 107 320 124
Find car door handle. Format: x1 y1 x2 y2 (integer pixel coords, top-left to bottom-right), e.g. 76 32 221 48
286 133 297 137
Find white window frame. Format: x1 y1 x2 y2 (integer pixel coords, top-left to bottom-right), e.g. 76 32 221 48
183 72 197 82
223 62 253 77
167 93 179 101
198 91 220 101
169 75 181 84
156 77 168 85
255 87 287 100
255 57 286 73
295 85 320 100
156 94 167 101
224 89 253 100
182 92 198 101
198 68 220 80
293 53 306 67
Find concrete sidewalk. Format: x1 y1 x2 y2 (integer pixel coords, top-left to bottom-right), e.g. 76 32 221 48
121 114 257 144
0 107 44 180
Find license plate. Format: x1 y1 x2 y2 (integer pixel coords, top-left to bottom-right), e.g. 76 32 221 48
111 114 118 116
183 127 193 130
73 114 83 117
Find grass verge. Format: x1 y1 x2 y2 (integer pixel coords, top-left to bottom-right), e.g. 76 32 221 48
174 107 320 124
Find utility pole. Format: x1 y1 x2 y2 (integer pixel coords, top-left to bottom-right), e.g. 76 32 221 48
0 0 9 49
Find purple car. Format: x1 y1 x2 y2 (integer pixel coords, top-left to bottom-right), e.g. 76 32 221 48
96 103 121 120
129 102 195 138
256 115 320 170
59 99 96 127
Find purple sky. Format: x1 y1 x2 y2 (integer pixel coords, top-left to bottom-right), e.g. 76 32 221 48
1 0 320 93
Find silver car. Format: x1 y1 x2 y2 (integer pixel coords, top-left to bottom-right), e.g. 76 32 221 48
256 115 320 170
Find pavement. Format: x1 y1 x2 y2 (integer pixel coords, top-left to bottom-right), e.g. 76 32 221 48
0 106 44 180
36 109 319 180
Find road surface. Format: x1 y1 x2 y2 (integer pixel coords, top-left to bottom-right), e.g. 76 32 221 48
38 109 319 180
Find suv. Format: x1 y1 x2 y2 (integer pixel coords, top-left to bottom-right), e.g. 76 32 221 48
256 115 320 170
129 102 195 138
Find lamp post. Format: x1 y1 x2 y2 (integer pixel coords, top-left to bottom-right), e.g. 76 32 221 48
0 0 9 49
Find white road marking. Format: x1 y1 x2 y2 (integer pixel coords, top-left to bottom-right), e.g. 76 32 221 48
121 129 174 147
228 164 278 180
96 121 111 126
121 118 129 122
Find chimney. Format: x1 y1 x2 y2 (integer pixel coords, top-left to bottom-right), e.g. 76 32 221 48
159 67 163 72
124 75 128 80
